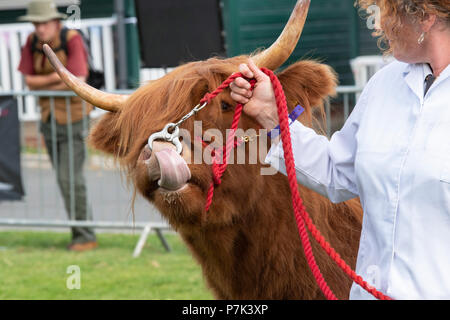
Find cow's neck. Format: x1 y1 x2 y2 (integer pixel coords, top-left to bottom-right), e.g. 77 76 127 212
179 178 361 299
176 182 350 299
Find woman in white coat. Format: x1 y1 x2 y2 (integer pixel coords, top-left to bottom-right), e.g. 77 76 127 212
230 0 450 299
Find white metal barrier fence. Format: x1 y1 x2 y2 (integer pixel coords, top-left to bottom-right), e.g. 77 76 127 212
0 17 120 122
0 90 171 257
324 85 363 138
0 17 174 122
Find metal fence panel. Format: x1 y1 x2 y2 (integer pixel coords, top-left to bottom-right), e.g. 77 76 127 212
0 18 120 122
0 86 362 254
0 90 171 256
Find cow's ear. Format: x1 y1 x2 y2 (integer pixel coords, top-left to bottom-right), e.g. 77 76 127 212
88 112 123 156
277 60 337 112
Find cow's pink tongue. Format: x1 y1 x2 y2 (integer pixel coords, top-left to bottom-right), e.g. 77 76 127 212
154 148 191 191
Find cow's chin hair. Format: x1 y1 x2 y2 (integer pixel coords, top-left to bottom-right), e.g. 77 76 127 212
132 161 213 228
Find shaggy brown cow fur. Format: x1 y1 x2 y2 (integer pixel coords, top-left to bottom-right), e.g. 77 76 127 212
87 55 363 300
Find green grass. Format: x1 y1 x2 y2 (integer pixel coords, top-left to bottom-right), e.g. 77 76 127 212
21 145 106 157
21 146 39 154
0 230 213 300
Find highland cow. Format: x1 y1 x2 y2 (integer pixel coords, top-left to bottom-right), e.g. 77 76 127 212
44 0 363 299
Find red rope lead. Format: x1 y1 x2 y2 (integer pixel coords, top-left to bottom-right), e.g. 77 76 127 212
199 69 392 300
201 75 256 212
262 68 392 300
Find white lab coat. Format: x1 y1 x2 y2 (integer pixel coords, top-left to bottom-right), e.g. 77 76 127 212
265 60 450 299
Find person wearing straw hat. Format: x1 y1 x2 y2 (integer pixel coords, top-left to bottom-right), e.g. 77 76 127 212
18 0 97 252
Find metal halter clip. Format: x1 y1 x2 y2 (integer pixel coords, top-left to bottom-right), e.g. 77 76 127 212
147 123 183 154
147 101 208 155
173 101 208 128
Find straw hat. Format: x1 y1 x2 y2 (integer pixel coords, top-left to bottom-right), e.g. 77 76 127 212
18 0 67 23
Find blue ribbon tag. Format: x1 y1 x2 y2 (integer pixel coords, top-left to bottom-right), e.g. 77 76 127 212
267 104 305 139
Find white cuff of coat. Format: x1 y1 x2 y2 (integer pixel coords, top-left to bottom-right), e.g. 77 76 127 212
264 121 359 203
265 121 322 184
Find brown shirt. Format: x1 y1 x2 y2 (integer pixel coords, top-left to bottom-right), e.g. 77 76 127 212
18 28 93 124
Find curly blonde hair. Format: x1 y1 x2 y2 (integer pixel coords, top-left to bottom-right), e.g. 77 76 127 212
356 0 450 53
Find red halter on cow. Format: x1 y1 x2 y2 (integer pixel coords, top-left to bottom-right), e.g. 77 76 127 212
43 0 363 300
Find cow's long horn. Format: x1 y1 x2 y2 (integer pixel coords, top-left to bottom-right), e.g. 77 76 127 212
253 0 310 70
43 44 128 112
